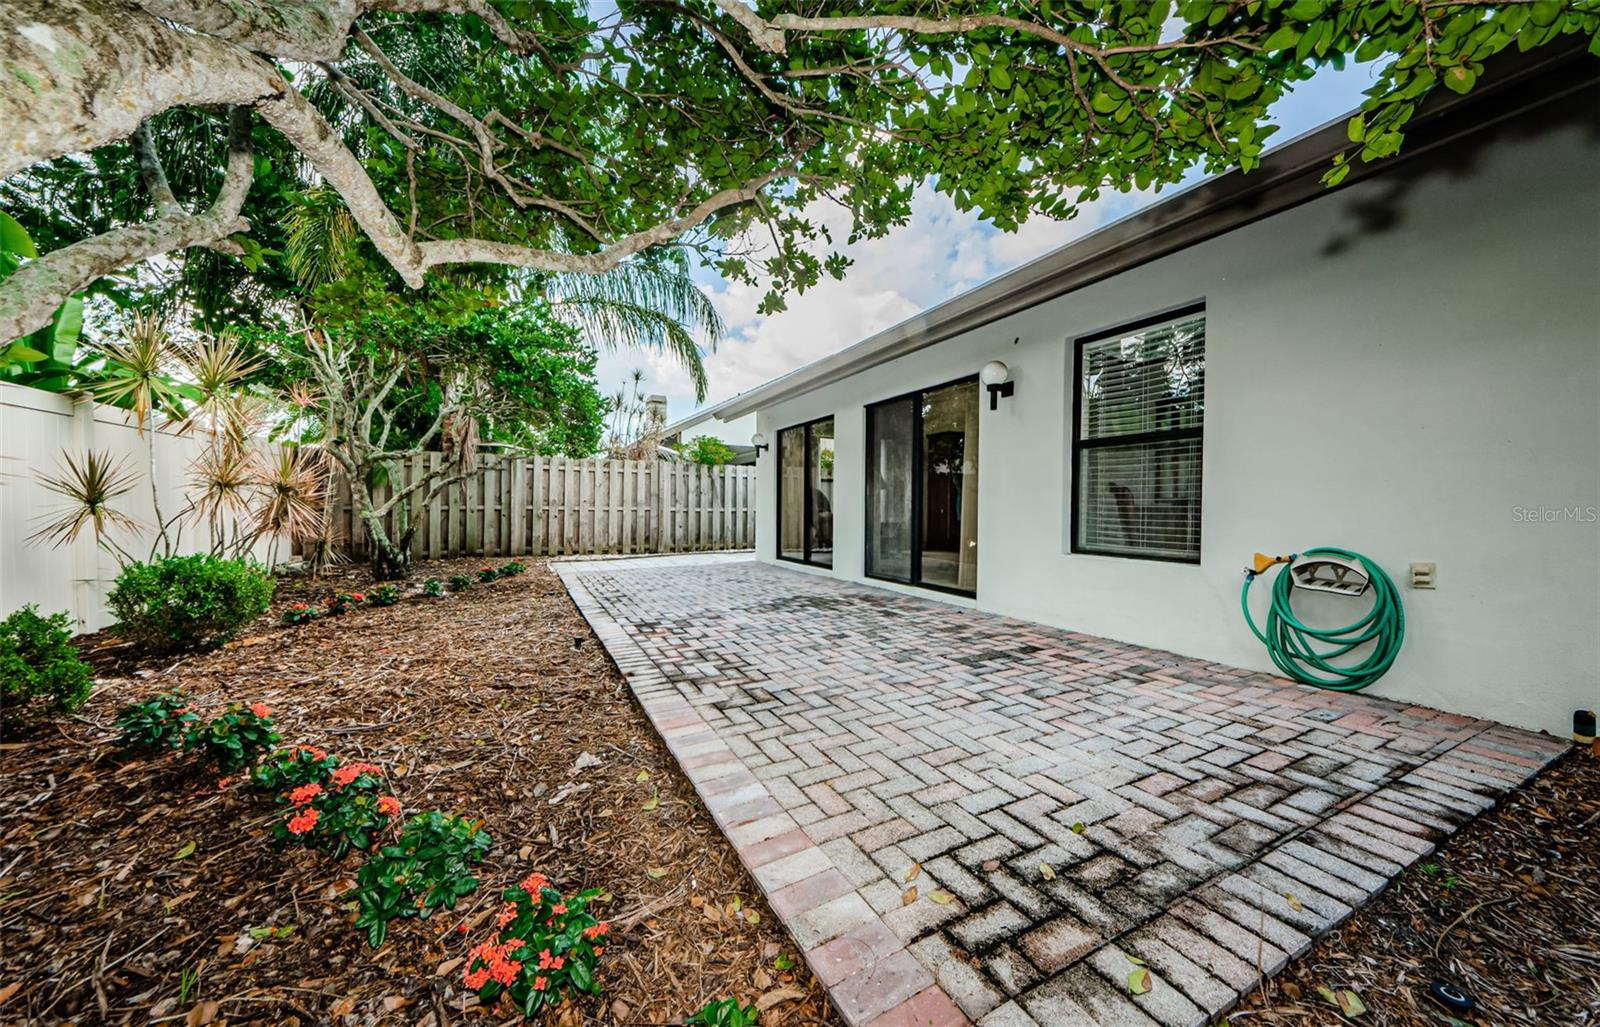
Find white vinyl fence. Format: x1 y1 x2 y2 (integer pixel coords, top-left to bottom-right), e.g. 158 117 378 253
1 382 279 632
326 455 756 561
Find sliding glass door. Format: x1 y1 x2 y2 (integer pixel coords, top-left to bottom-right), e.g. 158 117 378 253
865 378 979 594
777 416 834 567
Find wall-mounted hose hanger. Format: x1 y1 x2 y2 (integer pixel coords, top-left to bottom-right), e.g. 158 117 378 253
1241 547 1405 691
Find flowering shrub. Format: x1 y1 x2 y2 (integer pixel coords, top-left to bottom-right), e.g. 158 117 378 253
462 872 608 1017
447 574 472 592
185 703 280 772
273 760 399 858
114 692 198 752
368 584 401 607
497 562 526 578
687 999 760 1026
423 578 444 597
281 602 321 625
252 744 338 791
325 592 363 616
354 812 494 948
476 565 498 583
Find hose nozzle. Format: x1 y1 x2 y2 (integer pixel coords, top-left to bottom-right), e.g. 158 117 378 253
1250 552 1293 575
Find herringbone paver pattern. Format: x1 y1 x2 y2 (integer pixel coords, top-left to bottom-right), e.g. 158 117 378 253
557 556 1567 1027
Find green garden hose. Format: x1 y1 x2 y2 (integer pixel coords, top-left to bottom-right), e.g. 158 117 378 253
1240 547 1405 691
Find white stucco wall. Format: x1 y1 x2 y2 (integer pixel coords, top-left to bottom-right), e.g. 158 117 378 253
746 101 1600 736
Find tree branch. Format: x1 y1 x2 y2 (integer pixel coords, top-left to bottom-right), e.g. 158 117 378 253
0 108 256 342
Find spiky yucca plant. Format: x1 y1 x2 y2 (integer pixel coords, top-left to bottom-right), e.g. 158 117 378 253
30 450 142 559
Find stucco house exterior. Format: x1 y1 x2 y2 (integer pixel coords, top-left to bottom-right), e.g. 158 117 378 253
694 45 1599 737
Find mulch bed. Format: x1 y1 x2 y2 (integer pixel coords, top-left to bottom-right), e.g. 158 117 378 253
1231 745 1600 1027
0 559 839 1027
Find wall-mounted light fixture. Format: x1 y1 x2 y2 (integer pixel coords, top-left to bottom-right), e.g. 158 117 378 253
981 360 1014 411
751 432 769 455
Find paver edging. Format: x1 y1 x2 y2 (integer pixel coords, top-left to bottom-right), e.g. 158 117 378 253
556 560 972 1027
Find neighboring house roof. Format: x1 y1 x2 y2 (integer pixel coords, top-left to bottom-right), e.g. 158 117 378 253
708 44 1592 422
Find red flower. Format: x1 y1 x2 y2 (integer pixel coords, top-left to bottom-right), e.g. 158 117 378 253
287 808 319 835
592 946 604 957
249 702 272 718
216 776 232 791
504 938 525 952
330 762 382 788
456 923 470 934
376 795 401 817
519 872 550 895
352 593 366 602
288 782 323 806
496 903 517 928
552 902 567 915
533 976 548 992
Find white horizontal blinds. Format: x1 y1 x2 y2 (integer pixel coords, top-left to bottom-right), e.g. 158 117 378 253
1076 312 1205 559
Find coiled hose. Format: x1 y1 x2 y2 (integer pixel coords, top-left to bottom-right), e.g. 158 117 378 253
1240 547 1405 691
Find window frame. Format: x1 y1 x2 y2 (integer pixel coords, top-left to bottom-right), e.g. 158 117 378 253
863 374 980 597
775 414 836 568
1069 303 1206 565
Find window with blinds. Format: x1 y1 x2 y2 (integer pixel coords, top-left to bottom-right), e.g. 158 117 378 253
1072 307 1205 561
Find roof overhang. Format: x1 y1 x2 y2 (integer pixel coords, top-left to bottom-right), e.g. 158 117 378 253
708 43 1593 423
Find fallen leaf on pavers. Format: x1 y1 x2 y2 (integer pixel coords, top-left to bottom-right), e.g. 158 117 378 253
757 987 807 1012
1316 986 1367 1017
1039 862 1056 881
981 859 1001 872
928 890 955 905
905 862 922 882
186 1000 220 1026
646 867 668 879
1125 954 1145 966
902 886 918 905
641 792 660 812
1071 822 1086 834
174 840 196 859
1128 968 1152 995
1285 892 1304 912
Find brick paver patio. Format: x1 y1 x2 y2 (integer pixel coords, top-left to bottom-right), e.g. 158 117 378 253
557 555 1567 1027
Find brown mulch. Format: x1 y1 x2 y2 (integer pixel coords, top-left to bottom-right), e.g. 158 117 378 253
0 559 840 1027
1230 746 1600 1027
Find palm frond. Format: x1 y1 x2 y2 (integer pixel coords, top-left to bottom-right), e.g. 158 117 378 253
30 450 143 548
542 262 722 402
283 188 360 288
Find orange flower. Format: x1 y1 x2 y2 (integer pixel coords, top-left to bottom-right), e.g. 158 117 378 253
376 795 401 817
287 808 319 835
330 762 381 788
249 702 271 718
504 938 525 952
352 593 365 602
533 976 548 992
592 946 604 957
519 872 550 895
288 782 323 806
496 903 517 928
216 776 232 791
551 902 567 915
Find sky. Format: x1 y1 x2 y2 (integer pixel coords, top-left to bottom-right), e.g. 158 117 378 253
594 62 1380 433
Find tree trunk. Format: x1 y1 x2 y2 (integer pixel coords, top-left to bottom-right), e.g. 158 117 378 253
362 511 412 580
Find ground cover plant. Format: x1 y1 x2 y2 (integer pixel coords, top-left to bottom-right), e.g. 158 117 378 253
0 559 831 1024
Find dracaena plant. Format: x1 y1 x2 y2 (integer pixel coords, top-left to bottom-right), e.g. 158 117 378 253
354 812 494 949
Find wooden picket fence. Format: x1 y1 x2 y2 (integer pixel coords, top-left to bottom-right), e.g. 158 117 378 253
325 455 756 560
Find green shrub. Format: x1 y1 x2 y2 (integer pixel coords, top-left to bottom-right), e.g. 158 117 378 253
368 584 401 607
185 702 280 772
687 999 760 1026
272 760 398 858
354 812 493 949
447 574 472 592
423 577 444 597
0 605 93 718
115 691 197 752
252 744 338 791
325 591 361 616
108 555 274 653
497 562 526 578
476 565 497 583
281 602 320 625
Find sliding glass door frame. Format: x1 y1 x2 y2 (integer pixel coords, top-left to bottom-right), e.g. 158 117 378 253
863 375 979 598
775 415 835 568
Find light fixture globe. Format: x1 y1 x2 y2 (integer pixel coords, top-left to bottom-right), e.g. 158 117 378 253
980 360 1011 386
751 432 769 454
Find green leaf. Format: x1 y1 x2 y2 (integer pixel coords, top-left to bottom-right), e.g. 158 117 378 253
1128 967 1152 994
4 343 48 363
174 841 196 859
1443 66 1477 94
988 65 1013 90
0 210 36 258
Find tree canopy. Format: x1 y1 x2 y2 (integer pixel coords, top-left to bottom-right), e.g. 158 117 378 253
1 0 1595 345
